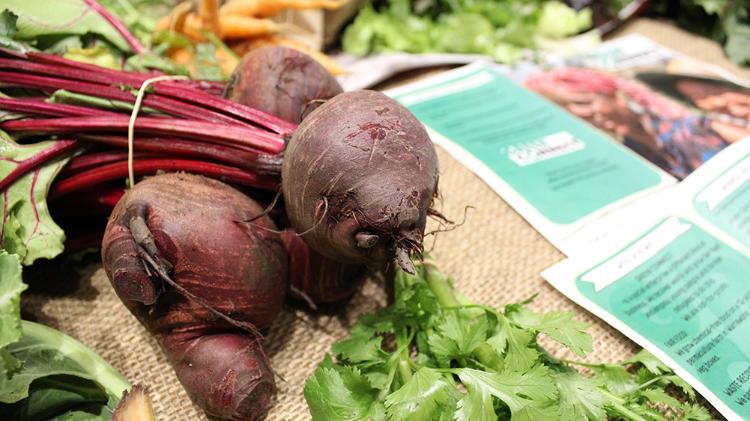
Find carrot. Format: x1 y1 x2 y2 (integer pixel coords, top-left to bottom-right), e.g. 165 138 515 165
219 15 279 39
168 47 194 66
199 0 222 36
220 0 347 18
154 1 192 34
158 13 277 41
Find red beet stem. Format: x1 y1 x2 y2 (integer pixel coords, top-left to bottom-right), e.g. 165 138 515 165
2 116 285 154
14 54 295 133
80 134 282 173
61 151 156 175
154 82 298 134
83 0 147 54
0 139 80 192
95 187 126 208
0 58 145 87
26 52 151 84
50 184 125 209
0 71 241 125
50 159 279 199
0 97 118 117
180 79 226 96
61 229 107 254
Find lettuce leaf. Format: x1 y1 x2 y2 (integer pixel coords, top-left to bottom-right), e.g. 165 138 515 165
536 1 592 39
342 0 591 62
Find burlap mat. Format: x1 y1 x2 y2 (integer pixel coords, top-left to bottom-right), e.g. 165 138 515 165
20 19 735 420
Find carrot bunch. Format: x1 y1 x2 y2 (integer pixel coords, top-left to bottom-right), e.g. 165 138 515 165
156 0 346 76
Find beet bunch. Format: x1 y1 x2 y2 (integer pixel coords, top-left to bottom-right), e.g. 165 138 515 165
0 46 439 420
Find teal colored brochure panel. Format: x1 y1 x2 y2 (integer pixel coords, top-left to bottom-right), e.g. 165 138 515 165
576 218 750 417
395 67 663 224
694 153 750 249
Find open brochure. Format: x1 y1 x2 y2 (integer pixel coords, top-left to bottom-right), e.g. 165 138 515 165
386 34 750 419
388 61 676 253
543 139 750 420
386 34 750 255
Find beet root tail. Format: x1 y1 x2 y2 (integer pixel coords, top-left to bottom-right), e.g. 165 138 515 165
395 246 416 275
102 201 161 305
161 333 275 421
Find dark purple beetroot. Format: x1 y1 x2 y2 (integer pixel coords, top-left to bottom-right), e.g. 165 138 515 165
224 46 343 124
281 90 439 272
101 173 287 421
282 231 367 304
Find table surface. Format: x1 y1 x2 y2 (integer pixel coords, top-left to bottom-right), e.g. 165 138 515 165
21 18 740 420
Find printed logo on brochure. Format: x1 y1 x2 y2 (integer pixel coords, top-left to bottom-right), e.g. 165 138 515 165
506 132 585 167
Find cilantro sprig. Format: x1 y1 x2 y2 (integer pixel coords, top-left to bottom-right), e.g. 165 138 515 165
304 260 712 420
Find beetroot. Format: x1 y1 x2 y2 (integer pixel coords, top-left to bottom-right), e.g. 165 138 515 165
224 46 343 124
282 232 367 304
225 46 371 299
282 90 439 272
101 173 287 420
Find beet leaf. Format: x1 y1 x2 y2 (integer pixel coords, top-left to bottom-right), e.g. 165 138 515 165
0 132 72 265
0 251 25 349
2 0 132 52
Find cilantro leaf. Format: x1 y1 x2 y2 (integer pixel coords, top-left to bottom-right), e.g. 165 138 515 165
332 325 386 367
305 261 710 421
304 356 385 421
455 377 497 421
427 311 488 364
663 375 696 400
590 364 637 395
486 316 538 372
0 134 71 265
384 367 457 421
680 402 712 420
456 366 557 415
511 403 560 421
360 308 400 335
554 371 607 420
440 311 487 355
625 350 670 375
641 388 682 408
510 308 592 356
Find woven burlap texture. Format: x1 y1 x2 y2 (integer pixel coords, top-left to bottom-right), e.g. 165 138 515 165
20 19 736 421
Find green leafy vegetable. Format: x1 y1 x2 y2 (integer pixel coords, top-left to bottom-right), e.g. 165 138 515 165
2 0 130 51
0 251 25 350
0 132 72 266
385 367 457 420
304 356 386 421
0 321 130 419
554 371 606 420
342 0 592 62
651 0 750 66
1 0 186 74
0 10 29 52
536 1 592 39
64 45 122 69
305 260 712 420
